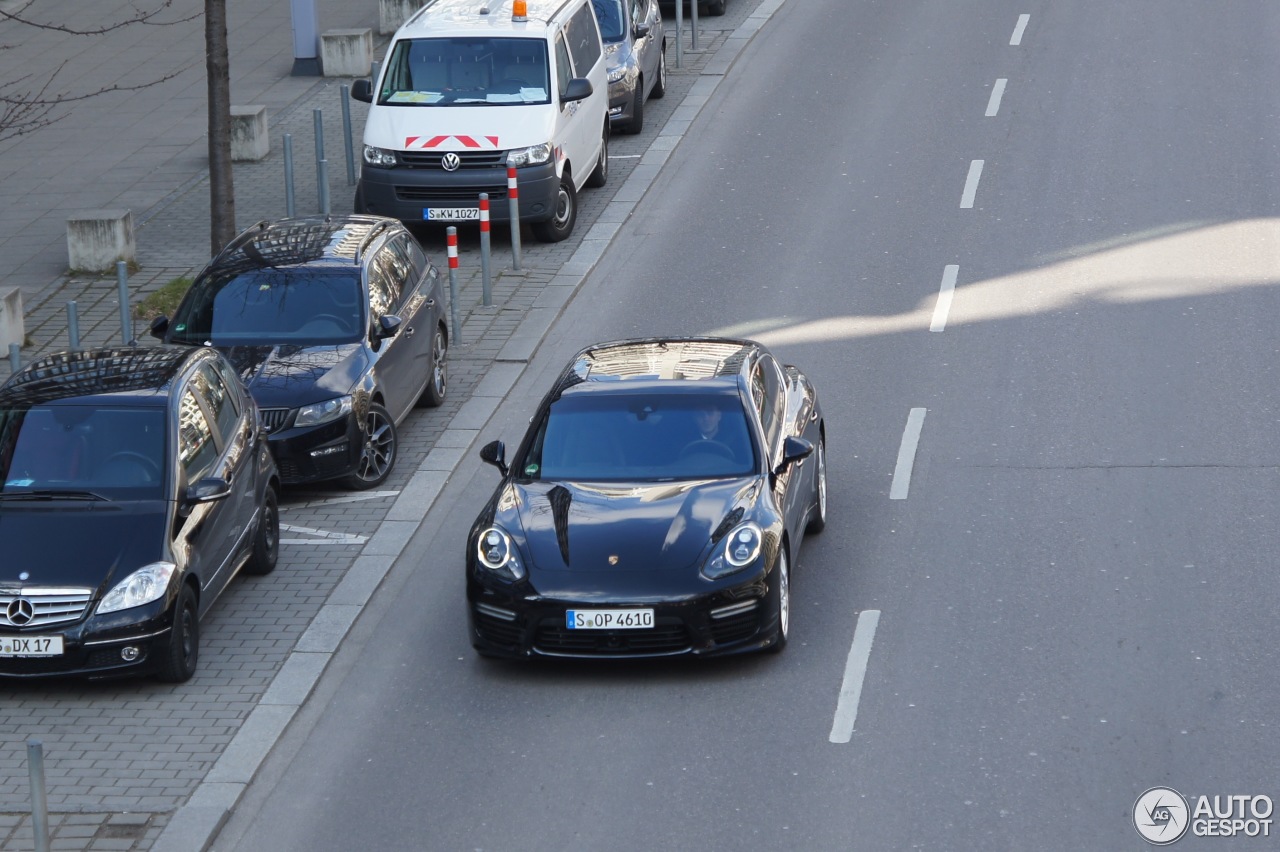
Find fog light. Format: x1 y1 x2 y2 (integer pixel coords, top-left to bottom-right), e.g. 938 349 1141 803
120 646 141 662
311 442 348 458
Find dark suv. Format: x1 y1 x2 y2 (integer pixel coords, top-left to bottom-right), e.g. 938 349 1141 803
0 346 280 681
151 215 449 489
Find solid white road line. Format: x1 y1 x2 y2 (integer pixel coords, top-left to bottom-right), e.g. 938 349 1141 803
960 159 984 209
1010 14 1030 45
890 408 927 500
986 78 1007 116
929 265 959 332
829 609 881 744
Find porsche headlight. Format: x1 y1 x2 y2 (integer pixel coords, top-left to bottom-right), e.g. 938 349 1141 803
702 521 764 579
294 395 353 428
506 143 552 168
97 562 177 614
475 526 526 581
363 145 397 167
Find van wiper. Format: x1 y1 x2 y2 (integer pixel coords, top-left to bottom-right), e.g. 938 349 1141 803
0 489 108 502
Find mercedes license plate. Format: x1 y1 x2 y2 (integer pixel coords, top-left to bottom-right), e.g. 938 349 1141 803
566 609 654 630
0 635 64 657
424 207 480 221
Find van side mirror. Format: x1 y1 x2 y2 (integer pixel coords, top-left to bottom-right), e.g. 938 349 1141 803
351 79 374 103
562 78 593 104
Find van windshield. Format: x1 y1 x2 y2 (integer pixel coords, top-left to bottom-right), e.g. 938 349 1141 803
379 37 551 105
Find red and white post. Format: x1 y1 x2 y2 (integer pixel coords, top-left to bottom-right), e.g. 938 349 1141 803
479 192 492 306
507 166 522 271
446 226 462 345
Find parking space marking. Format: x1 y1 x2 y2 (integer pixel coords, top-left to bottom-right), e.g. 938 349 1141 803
1010 13 1030 45
929 264 959 332
830 609 881 743
279 523 369 545
890 408 927 500
280 490 399 511
985 78 1007 116
960 159 984 208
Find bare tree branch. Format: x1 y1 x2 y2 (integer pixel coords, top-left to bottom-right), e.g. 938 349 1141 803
0 0 200 34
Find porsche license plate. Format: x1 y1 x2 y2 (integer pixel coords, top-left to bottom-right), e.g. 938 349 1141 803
566 609 654 630
0 635 63 657
424 207 480 221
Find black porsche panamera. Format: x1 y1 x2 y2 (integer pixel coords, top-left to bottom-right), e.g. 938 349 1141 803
466 337 826 659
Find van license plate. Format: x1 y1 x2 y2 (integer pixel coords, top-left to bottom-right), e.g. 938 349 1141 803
0 635 64 657
425 208 480 221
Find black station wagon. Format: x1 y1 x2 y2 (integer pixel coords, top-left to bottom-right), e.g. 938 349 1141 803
152 214 449 489
0 346 279 681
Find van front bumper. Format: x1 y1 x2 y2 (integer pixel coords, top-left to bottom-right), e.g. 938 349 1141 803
356 161 559 225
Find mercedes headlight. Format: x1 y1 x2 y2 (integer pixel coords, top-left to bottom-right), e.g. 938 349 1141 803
475 526 526 581
294 395 353 428
98 562 177 614
506 143 552 168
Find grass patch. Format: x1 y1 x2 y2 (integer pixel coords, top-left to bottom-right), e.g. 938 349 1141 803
134 276 192 325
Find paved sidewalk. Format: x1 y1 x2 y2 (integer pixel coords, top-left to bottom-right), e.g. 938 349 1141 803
0 0 784 849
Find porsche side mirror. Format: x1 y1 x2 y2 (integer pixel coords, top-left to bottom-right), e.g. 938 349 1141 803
778 436 814 471
377 314 403 339
480 439 508 476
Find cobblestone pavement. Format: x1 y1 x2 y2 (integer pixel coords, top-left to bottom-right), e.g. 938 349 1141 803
0 1 777 848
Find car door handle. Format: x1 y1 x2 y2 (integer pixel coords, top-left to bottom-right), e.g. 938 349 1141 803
404 327 415 337
425 298 436 308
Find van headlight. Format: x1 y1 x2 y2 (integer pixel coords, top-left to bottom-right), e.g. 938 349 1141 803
98 562 177 614
295 395 353 427
506 143 552 168
363 145 397 167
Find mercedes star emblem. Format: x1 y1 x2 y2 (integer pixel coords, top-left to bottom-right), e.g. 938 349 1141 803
6 598 35 626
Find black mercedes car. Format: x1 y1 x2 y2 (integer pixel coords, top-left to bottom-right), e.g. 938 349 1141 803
466 337 826 659
151 214 448 489
0 347 279 681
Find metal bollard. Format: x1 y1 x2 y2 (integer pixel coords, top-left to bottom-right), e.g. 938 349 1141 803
691 0 699 50
340 85 356 186
313 109 325 211
506 167 522 271
67 301 80 350
318 159 331 214
479 193 492 307
116 261 133 344
8 343 19 373
284 133 296 217
446 227 462 345
675 0 683 68
27 740 50 852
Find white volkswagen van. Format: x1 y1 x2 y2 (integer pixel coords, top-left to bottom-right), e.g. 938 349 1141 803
351 0 609 242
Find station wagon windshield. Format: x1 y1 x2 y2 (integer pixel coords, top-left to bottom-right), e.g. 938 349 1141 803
378 37 551 105
168 270 365 346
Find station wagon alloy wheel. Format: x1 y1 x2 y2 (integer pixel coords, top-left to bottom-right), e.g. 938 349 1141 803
343 403 397 489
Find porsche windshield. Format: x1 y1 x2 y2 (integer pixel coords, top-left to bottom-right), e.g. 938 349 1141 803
522 393 758 481
379 37 551 106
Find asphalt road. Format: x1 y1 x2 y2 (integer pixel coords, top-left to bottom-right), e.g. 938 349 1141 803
214 1 1280 849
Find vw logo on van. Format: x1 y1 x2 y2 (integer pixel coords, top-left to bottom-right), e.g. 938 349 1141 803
441 152 462 172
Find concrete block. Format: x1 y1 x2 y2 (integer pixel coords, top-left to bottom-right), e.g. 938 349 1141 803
320 28 374 77
66 209 135 273
380 0 427 35
230 105 269 162
0 288 22 349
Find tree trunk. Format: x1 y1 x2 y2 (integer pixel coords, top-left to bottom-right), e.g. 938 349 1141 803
206 0 235 257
